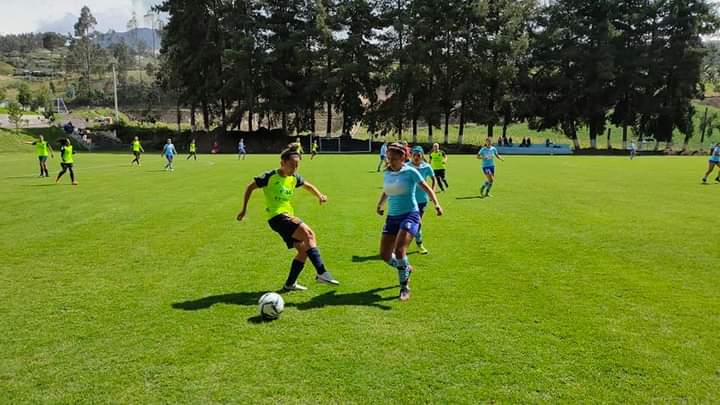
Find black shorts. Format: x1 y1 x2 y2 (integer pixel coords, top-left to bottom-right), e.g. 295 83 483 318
133 151 141 157
435 169 446 177
268 214 303 249
61 163 73 169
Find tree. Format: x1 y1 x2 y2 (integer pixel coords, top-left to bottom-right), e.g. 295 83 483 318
0 87 6 103
6 102 24 135
73 6 98 81
31 86 51 112
17 82 32 109
42 32 66 50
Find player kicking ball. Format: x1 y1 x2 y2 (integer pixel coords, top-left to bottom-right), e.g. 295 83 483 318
236 144 340 291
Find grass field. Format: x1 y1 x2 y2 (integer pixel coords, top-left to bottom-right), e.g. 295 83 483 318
1 151 719 403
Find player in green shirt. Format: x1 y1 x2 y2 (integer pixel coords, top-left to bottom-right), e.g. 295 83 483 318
428 143 449 191
186 139 198 160
310 140 318 160
24 135 54 177
131 136 144 166
237 144 340 291
55 138 77 185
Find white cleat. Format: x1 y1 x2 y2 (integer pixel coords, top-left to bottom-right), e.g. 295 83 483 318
283 283 307 291
316 271 340 286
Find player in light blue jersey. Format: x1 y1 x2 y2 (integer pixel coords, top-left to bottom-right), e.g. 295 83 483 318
377 143 443 301
702 142 720 183
477 137 504 197
377 141 388 172
409 146 435 255
162 138 177 171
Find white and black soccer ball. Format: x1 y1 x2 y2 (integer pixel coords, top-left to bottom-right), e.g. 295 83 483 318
258 292 284 320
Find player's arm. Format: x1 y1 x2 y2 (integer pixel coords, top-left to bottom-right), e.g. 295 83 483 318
302 181 328 204
419 181 443 216
23 141 37 145
236 181 259 221
48 144 54 158
495 150 504 162
140 145 144 153
442 151 448 165
376 192 388 215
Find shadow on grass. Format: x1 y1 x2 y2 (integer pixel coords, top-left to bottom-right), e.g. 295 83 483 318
172 286 397 315
455 195 484 200
352 252 416 262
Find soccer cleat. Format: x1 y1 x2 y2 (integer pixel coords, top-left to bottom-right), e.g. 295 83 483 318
715 177 720 183
316 271 340 286
283 283 307 291
399 287 411 301
702 177 707 183
71 181 78 186
417 244 429 255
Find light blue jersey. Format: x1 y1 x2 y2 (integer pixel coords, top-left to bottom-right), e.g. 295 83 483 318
163 143 177 157
711 146 720 162
478 146 498 168
384 165 423 216
380 143 388 158
409 161 434 204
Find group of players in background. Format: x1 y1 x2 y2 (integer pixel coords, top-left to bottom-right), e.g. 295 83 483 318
23 134 720 300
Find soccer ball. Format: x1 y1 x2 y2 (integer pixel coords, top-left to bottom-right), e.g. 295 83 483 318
258 292 284 320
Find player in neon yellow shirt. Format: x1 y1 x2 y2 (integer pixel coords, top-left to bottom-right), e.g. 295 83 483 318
186 139 197 160
131 136 144 166
310 140 318 160
428 143 449 191
237 144 340 291
55 138 77 185
24 135 54 177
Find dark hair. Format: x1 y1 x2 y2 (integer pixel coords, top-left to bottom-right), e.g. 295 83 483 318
281 143 302 161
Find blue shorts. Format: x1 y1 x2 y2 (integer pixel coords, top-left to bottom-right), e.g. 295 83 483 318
417 202 428 217
710 160 720 165
380 155 386 161
239 148 246 154
383 211 421 236
483 166 495 175
165 154 174 161
38 156 48 163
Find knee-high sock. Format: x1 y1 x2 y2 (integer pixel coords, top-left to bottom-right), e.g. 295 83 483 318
306 247 327 275
69 167 75 182
396 255 411 287
416 226 423 245
285 259 305 287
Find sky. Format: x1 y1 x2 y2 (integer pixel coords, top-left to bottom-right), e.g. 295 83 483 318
0 0 163 35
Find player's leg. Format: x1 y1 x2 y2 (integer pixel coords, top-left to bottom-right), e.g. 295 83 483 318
703 162 715 182
55 163 68 183
284 240 308 291
291 222 339 285
393 229 415 301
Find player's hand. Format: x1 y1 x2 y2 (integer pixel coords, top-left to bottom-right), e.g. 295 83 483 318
236 210 246 221
435 205 443 216
376 206 384 216
318 194 328 204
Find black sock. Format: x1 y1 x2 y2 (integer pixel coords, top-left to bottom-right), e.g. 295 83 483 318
69 168 75 182
285 259 305 287
306 247 327 275
438 180 445 191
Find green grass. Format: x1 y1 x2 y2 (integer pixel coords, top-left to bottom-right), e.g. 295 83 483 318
0 128 82 152
1 153 719 402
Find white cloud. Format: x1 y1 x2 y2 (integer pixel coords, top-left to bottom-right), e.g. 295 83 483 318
0 0 163 35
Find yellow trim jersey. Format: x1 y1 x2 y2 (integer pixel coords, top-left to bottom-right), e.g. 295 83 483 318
35 141 49 157
61 145 74 164
254 170 305 219
429 150 446 170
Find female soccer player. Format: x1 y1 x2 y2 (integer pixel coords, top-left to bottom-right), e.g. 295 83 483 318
377 141 388 172
131 136 144 166
477 137 504 197
377 143 443 301
702 142 720 183
162 138 177 171
238 139 247 160
186 139 197 160
408 146 435 255
24 135 54 177
237 144 340 291
310 140 318 160
429 143 449 191
55 138 77 185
